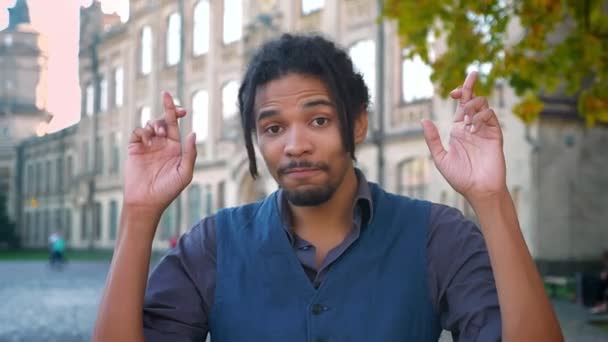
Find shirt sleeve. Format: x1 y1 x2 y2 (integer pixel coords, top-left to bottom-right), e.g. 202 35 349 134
143 215 217 341
427 204 502 342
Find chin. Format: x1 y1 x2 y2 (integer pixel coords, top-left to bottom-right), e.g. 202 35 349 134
283 184 336 207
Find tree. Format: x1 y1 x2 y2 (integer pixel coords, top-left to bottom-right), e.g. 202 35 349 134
384 0 608 126
0 192 20 249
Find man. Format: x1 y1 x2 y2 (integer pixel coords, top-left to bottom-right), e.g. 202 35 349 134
94 34 562 341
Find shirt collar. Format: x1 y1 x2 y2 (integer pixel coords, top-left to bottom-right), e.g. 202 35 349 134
277 168 374 242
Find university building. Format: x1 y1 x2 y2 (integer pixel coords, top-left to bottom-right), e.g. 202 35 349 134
5 0 607 272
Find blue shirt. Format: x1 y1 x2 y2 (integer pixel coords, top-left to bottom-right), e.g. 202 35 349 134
144 171 501 341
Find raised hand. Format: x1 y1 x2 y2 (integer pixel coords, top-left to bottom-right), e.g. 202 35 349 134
124 92 197 213
421 72 506 203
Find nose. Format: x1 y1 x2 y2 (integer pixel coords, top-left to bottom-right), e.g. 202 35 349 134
284 124 313 157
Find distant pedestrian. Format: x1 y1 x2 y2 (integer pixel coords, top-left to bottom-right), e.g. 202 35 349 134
49 231 66 267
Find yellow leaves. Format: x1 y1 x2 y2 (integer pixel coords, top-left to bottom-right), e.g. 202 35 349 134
513 92 545 124
580 86 608 127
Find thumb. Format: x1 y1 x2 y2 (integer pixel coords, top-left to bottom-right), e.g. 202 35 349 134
421 119 447 165
180 132 197 179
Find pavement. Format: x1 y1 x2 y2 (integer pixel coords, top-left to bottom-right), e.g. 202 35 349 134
0 260 607 341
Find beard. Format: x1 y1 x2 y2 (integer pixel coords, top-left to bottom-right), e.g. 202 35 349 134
283 184 337 206
277 159 338 206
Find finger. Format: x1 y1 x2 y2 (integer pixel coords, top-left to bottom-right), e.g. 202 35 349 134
178 132 198 183
129 128 144 144
462 96 490 118
176 107 187 118
460 71 478 104
470 108 499 133
450 87 462 99
162 91 181 140
151 120 168 137
421 119 447 165
130 127 153 146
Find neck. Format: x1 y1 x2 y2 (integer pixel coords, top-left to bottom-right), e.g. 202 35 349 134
288 167 359 243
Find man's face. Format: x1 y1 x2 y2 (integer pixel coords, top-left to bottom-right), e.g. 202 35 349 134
254 73 366 206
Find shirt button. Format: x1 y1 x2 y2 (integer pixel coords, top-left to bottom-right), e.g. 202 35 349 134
311 304 328 315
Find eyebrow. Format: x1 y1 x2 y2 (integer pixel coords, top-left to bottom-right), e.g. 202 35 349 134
302 99 334 109
257 109 279 122
256 99 335 122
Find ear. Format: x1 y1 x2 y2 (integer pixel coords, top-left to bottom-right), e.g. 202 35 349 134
353 111 368 144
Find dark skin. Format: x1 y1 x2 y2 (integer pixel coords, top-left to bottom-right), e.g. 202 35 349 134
93 72 563 341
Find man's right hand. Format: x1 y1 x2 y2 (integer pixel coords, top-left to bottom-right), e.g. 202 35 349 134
124 92 197 215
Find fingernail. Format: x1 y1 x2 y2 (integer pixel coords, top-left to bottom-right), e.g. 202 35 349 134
159 127 165 135
148 139 152 146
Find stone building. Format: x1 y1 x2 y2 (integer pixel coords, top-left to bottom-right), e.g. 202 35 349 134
10 0 607 271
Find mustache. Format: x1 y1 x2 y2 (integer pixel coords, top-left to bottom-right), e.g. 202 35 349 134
277 160 330 175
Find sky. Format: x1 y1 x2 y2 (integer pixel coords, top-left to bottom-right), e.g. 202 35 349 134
0 0 128 132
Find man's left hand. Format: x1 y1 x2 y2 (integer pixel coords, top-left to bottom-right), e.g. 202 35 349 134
421 71 507 203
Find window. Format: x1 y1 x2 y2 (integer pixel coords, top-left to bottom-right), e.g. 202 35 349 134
401 53 433 102
349 40 376 104
56 157 63 193
66 156 73 190
85 83 94 116
223 0 242 44
26 164 33 195
188 184 201 227
45 160 51 194
166 13 182 66
193 0 210 55
94 202 102 240
302 0 324 15
100 76 108 112
110 132 121 174
96 136 103 174
205 185 213 215
140 26 153 75
81 206 88 241
83 141 91 172
221 81 239 120
114 67 124 107
192 90 209 142
35 162 41 194
397 157 430 199
64 209 71 242
140 106 151 127
109 200 118 240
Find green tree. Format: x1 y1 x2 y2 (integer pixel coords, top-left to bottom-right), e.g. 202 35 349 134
384 0 608 126
0 192 20 249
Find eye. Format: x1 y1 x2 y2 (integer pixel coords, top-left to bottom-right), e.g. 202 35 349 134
311 117 329 127
264 125 283 135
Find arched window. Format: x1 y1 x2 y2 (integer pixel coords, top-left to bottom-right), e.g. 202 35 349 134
397 157 430 199
221 81 239 120
401 53 433 102
223 0 242 44
193 0 210 55
302 0 324 15
166 13 182 66
140 26 153 74
349 40 376 104
192 90 209 142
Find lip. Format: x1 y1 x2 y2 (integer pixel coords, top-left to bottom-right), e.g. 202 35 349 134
283 168 322 179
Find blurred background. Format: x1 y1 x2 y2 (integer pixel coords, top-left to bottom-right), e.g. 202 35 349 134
0 0 606 341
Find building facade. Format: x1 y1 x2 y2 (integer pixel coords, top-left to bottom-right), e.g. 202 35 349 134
11 0 608 268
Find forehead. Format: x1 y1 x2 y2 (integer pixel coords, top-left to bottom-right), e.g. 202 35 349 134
254 73 331 108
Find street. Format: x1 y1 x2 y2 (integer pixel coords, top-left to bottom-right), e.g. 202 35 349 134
0 261 606 341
